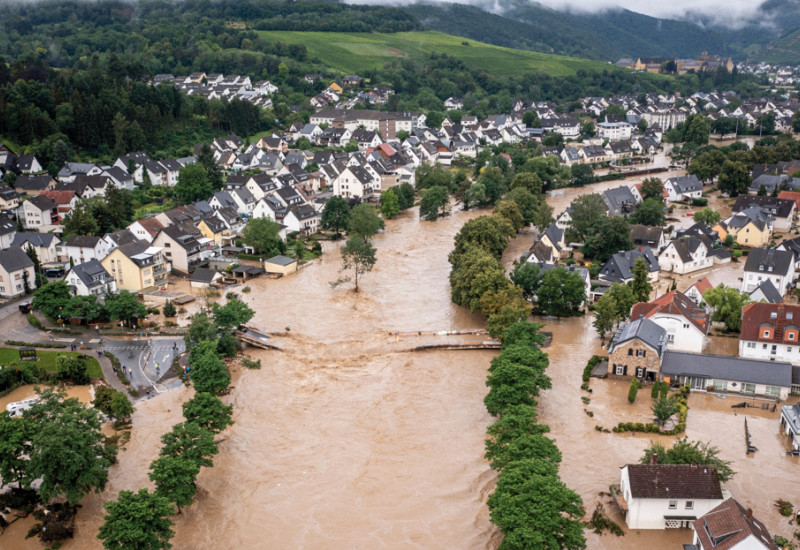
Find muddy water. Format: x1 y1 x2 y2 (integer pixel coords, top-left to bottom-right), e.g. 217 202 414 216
0 384 94 411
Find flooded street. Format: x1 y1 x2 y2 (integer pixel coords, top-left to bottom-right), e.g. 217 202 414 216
6 161 799 550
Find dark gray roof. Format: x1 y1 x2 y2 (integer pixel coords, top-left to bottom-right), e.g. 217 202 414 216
68 259 112 289
630 225 663 248
266 255 297 266
733 196 795 219
661 351 792 388
26 195 56 211
743 248 794 275
603 185 639 215
600 247 659 283
65 235 102 249
189 268 220 283
11 232 58 248
748 279 784 303
667 174 702 194
0 247 34 272
609 317 667 354
0 215 16 236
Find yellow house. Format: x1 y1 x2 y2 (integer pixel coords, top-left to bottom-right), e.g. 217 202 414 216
101 241 168 293
715 218 771 248
328 82 343 94
197 217 228 246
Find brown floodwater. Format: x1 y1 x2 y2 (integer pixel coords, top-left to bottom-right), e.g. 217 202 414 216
0 384 94 412
6 177 799 550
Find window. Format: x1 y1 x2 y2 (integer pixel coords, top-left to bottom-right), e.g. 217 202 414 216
685 501 694 510
615 365 624 376
628 348 633 356
766 386 781 398
636 367 644 378
742 383 756 394
764 330 771 338
790 333 796 341
747 342 756 349
713 380 727 391
683 323 690 329
668 501 677 509
637 349 646 357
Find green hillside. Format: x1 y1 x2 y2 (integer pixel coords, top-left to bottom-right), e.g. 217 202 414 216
256 30 620 77
756 28 800 64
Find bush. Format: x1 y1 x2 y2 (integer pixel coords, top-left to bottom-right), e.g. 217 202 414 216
162 300 177 318
627 379 640 403
691 197 708 207
217 332 238 357
242 286 251 293
583 355 606 384
5 340 66 349
241 357 261 369
27 313 44 330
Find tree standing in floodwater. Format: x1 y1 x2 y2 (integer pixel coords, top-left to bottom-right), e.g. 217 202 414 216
340 237 377 292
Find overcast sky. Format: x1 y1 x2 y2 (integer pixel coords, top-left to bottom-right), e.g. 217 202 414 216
349 0 768 27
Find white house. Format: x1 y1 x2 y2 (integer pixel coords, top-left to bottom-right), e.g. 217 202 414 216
59 235 111 265
781 402 800 452
332 165 380 199
739 302 800 365
0 247 35 298
664 175 703 202
617 464 725 530
741 248 794 295
64 259 117 297
11 233 60 264
18 196 58 229
630 291 710 353
692 498 781 550
658 236 713 274
596 121 633 141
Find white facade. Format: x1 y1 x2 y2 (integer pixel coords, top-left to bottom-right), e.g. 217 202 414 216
60 241 111 265
741 265 793 295
739 339 800 367
597 122 633 141
619 467 724 530
658 241 712 274
648 313 706 353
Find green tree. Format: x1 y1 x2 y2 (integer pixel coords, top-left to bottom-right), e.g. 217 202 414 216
62 294 105 321
26 387 115 506
485 356 551 416
683 114 710 146
93 386 133 423
451 215 512 262
395 182 416 210
703 284 750 332
212 297 254 333
694 207 721 226
628 378 640 403
637 118 649 133
321 196 351 237
485 432 562 471
511 262 543 302
162 300 177 318
188 341 231 395
718 160 751 196
530 197 555 232
566 193 607 241
535 267 587 317
32 280 73 320
522 110 540 128
242 217 285 257
25 244 43 289
501 322 548 348
98 489 174 550
480 287 531 339
640 438 734 482
149 456 200 513
340 236 377 292
62 200 100 238
592 293 618 342
632 198 666 226
182 392 234 434
640 177 664 201
464 182 487 209
570 164 594 187
793 111 800 133
630 257 653 302
105 290 147 325
380 188 400 219
688 149 727 183
197 144 223 191
651 396 679 425
510 172 543 195
605 283 636 322
506 188 536 225
493 200 525 233
449 246 508 312
159 421 218 469
415 163 453 190
56 355 90 385
582 216 633 262
488 460 586 550
419 185 450 221
348 203 384 240
184 313 218 348
0 412 34 488
174 163 213 204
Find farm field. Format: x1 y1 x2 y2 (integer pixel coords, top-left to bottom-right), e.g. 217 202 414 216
257 30 622 77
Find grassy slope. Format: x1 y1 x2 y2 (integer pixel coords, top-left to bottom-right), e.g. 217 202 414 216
258 30 621 77
755 28 800 64
0 348 103 378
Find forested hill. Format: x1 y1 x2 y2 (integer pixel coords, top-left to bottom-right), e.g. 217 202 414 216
406 2 730 61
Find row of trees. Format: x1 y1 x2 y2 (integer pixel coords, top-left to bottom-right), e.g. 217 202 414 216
592 259 653 341
98 294 246 548
484 322 586 549
32 282 147 326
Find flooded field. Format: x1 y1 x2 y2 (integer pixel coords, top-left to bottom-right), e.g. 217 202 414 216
5 170 799 550
0 384 94 412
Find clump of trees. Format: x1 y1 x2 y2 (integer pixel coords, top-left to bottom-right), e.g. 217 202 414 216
703 284 750 332
32 281 147 327
484 323 586 549
591 259 652 341
639 438 734 482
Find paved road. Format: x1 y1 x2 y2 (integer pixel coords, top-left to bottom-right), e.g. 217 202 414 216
0 298 185 398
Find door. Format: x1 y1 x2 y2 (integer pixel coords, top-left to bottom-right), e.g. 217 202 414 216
690 377 707 390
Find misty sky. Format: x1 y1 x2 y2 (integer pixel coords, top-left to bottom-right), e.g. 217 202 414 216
349 0 768 27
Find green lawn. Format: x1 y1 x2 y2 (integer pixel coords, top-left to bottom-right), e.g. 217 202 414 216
135 200 174 220
0 348 103 378
257 30 621 77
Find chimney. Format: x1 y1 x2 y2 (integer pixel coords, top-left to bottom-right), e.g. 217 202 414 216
691 461 697 467
746 508 753 520
650 452 658 465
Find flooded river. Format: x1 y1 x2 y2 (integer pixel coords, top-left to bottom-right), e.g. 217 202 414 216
6 174 800 549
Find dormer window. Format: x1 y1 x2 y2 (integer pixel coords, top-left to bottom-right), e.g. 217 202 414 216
771 312 778 318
